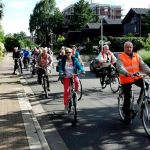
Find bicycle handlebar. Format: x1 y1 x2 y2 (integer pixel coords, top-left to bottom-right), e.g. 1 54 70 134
132 72 150 78
62 72 85 78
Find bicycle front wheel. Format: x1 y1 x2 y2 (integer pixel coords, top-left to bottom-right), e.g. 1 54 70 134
77 80 82 101
42 76 48 98
141 100 150 137
118 94 125 121
110 76 119 93
72 93 78 125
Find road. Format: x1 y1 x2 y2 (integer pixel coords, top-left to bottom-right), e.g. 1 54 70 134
22 62 150 150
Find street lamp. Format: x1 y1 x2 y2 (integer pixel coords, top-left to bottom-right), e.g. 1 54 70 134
101 17 104 51
49 31 53 51
99 8 108 51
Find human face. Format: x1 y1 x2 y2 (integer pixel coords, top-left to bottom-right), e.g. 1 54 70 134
124 42 133 55
66 51 72 57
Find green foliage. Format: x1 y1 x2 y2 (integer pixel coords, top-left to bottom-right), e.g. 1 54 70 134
107 36 145 52
55 35 65 50
4 36 20 51
142 8 150 36
29 0 63 46
138 49 150 66
0 42 5 57
143 34 150 50
0 1 4 19
69 0 94 31
4 33 37 51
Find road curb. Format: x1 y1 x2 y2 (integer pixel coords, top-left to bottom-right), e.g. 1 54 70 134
19 76 51 150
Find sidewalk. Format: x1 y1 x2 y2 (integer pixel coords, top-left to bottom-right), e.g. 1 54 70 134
0 53 48 150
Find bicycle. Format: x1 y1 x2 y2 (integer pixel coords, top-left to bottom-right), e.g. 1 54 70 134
59 72 82 101
63 73 84 125
118 73 150 137
38 67 50 98
99 64 119 93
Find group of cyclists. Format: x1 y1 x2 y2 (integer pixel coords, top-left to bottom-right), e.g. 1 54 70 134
12 41 150 126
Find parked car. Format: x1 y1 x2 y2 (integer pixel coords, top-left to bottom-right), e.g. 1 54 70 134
89 52 121 76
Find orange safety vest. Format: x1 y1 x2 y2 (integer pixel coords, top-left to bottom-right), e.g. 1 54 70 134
119 52 141 84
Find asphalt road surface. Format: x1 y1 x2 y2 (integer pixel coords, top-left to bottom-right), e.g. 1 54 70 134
22 63 150 150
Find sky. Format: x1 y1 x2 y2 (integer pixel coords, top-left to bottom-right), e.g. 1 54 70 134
1 0 150 36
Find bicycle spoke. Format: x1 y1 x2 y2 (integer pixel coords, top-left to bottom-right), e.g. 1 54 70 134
118 95 125 121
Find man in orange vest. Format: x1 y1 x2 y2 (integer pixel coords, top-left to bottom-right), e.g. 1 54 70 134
117 41 150 125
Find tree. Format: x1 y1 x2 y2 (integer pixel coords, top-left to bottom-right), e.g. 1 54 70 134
142 8 150 36
0 0 4 19
29 0 56 46
69 0 94 31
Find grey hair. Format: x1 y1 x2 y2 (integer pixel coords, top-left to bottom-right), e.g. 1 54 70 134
103 44 109 49
124 41 133 48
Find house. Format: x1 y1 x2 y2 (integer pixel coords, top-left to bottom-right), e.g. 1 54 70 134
122 8 148 36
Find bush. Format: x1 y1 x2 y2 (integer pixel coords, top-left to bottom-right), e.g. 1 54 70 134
0 42 6 57
138 49 150 66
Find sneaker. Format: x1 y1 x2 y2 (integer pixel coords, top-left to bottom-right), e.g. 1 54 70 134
64 105 69 114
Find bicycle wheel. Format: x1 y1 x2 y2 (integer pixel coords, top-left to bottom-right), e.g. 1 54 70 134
72 92 78 125
110 76 119 93
42 76 48 98
77 79 82 101
118 94 125 121
141 99 150 137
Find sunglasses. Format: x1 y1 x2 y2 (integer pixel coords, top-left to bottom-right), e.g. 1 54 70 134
66 52 72 54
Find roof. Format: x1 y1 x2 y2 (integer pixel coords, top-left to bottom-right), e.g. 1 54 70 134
86 23 101 29
104 18 122 24
122 8 149 23
131 8 148 15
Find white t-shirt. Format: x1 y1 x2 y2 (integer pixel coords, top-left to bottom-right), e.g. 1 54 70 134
65 61 74 77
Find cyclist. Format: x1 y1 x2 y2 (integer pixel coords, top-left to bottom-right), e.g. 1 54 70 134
71 45 84 66
56 46 66 73
31 47 39 75
96 44 116 88
12 47 23 75
59 48 85 112
22 47 31 69
37 47 53 91
116 41 150 125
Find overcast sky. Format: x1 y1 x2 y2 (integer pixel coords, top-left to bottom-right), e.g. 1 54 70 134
1 0 150 36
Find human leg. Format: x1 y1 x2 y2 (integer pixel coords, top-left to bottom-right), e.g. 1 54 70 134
122 83 132 124
63 77 70 106
74 75 79 91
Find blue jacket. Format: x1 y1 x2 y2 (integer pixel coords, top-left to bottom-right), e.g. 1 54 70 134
59 56 85 75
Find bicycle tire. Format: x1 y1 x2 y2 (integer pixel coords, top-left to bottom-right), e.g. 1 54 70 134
110 76 120 93
77 80 83 101
42 76 48 98
141 99 150 137
72 92 77 125
118 94 125 121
